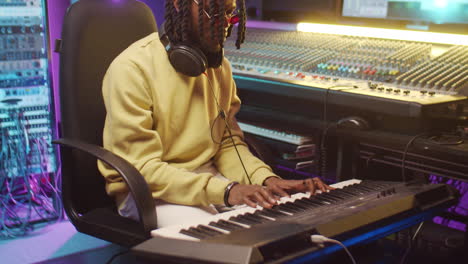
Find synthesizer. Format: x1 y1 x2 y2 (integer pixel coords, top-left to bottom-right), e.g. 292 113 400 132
224 27 468 133
132 179 457 263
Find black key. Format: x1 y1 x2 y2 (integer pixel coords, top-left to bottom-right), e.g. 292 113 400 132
324 192 346 200
313 195 334 204
279 203 304 213
303 197 328 206
325 191 349 199
209 221 235 231
334 188 359 197
298 197 322 207
243 213 271 223
330 189 354 198
353 185 375 192
288 201 310 210
254 210 278 219
342 186 365 195
209 220 244 231
358 183 381 191
190 226 217 237
294 199 318 208
263 208 289 216
229 215 258 225
318 193 341 202
180 227 209 239
197 225 224 235
362 181 389 189
239 214 263 224
272 204 298 214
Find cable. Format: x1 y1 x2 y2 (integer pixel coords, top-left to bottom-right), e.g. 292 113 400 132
203 72 252 184
0 109 61 238
428 134 464 145
320 85 355 178
310 234 357 264
401 133 427 182
105 249 130 264
399 221 425 264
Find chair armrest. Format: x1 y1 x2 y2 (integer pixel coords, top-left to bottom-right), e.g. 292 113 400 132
53 138 157 232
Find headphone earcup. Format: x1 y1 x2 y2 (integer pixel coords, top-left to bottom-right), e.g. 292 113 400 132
168 45 208 77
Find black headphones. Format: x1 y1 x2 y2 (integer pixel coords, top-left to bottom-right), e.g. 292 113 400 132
159 22 223 77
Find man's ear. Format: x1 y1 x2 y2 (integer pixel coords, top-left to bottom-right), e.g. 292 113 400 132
173 0 180 12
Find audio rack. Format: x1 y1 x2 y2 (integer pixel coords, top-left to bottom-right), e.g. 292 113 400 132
0 0 56 178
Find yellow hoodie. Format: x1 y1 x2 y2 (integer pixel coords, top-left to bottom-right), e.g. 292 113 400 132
98 33 276 208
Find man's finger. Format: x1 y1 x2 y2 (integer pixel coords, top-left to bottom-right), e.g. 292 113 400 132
253 191 273 208
269 185 289 198
305 179 317 195
243 197 258 208
260 188 279 204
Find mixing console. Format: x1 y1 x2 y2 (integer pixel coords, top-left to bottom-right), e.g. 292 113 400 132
225 27 467 98
225 27 467 133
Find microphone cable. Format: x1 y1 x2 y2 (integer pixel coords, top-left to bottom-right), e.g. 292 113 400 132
203 72 252 184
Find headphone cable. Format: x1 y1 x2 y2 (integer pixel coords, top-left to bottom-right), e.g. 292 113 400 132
203 72 252 184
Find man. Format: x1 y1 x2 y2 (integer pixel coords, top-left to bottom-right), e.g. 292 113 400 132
98 0 331 227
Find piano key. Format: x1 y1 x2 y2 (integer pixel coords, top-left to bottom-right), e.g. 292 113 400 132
362 181 390 188
353 185 376 192
323 192 348 200
271 204 297 214
286 201 310 210
152 179 364 241
357 182 381 190
277 203 304 213
317 193 342 202
208 221 235 231
243 213 272 223
254 210 278 220
311 196 333 204
294 199 319 209
196 225 225 235
341 186 366 195
329 189 354 198
334 188 361 196
297 197 322 207
189 226 217 237
229 215 258 225
210 220 245 231
263 208 290 216
180 227 210 240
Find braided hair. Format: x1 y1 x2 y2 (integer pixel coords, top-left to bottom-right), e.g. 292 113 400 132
164 0 246 50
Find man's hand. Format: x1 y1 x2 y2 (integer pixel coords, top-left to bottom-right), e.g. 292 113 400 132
227 177 334 209
264 177 334 197
228 184 279 208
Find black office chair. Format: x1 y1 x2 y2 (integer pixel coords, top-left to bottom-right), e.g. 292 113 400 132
54 0 158 247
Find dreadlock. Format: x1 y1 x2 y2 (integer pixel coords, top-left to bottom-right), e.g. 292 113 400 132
235 0 246 49
164 0 176 41
181 0 191 42
217 1 225 48
164 0 247 49
197 0 204 44
209 0 218 43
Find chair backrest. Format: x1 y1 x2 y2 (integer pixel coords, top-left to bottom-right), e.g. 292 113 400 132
59 0 157 215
